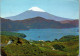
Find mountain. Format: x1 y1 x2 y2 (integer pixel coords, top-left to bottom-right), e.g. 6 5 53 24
0 17 77 31
60 19 79 27
28 7 45 12
16 17 76 29
0 17 29 31
5 7 70 21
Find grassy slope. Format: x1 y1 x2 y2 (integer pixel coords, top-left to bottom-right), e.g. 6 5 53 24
1 32 79 56
1 31 26 38
1 35 45 56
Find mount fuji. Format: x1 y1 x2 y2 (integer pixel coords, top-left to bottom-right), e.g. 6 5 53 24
5 7 70 21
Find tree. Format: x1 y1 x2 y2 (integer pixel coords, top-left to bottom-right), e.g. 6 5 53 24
53 44 65 51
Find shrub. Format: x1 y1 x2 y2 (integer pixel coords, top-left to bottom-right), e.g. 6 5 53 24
53 44 65 51
1 31 26 38
59 35 79 42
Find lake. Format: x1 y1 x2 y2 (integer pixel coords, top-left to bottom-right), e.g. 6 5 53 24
16 28 79 41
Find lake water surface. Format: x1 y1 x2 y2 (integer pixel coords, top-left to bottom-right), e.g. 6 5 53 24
16 28 79 41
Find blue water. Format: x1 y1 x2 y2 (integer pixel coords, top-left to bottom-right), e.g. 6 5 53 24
16 28 79 41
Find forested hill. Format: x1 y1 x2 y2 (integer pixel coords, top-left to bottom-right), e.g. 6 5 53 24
1 31 79 56
1 31 26 38
0 17 78 31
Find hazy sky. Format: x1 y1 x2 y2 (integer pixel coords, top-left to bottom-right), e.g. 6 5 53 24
1 0 79 19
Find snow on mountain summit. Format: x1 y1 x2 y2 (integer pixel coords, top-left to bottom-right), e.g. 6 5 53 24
28 7 45 12
5 7 70 21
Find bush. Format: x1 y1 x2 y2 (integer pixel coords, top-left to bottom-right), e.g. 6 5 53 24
1 31 26 38
45 40 51 42
59 35 79 42
53 44 65 51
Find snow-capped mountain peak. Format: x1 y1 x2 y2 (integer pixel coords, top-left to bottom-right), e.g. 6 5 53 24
5 7 70 21
28 7 45 12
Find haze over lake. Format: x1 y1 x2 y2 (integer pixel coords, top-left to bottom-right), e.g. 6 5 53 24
16 28 78 41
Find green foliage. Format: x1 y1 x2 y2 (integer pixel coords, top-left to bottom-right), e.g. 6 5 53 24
1 35 45 56
31 40 44 44
53 44 65 51
59 35 79 42
45 40 51 42
1 35 29 44
2 44 45 56
1 31 26 38
1 31 79 56
54 39 58 41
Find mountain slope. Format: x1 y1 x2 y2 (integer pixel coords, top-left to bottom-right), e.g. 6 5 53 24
16 17 76 29
0 17 29 31
60 19 79 27
5 7 70 21
1 17 78 31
